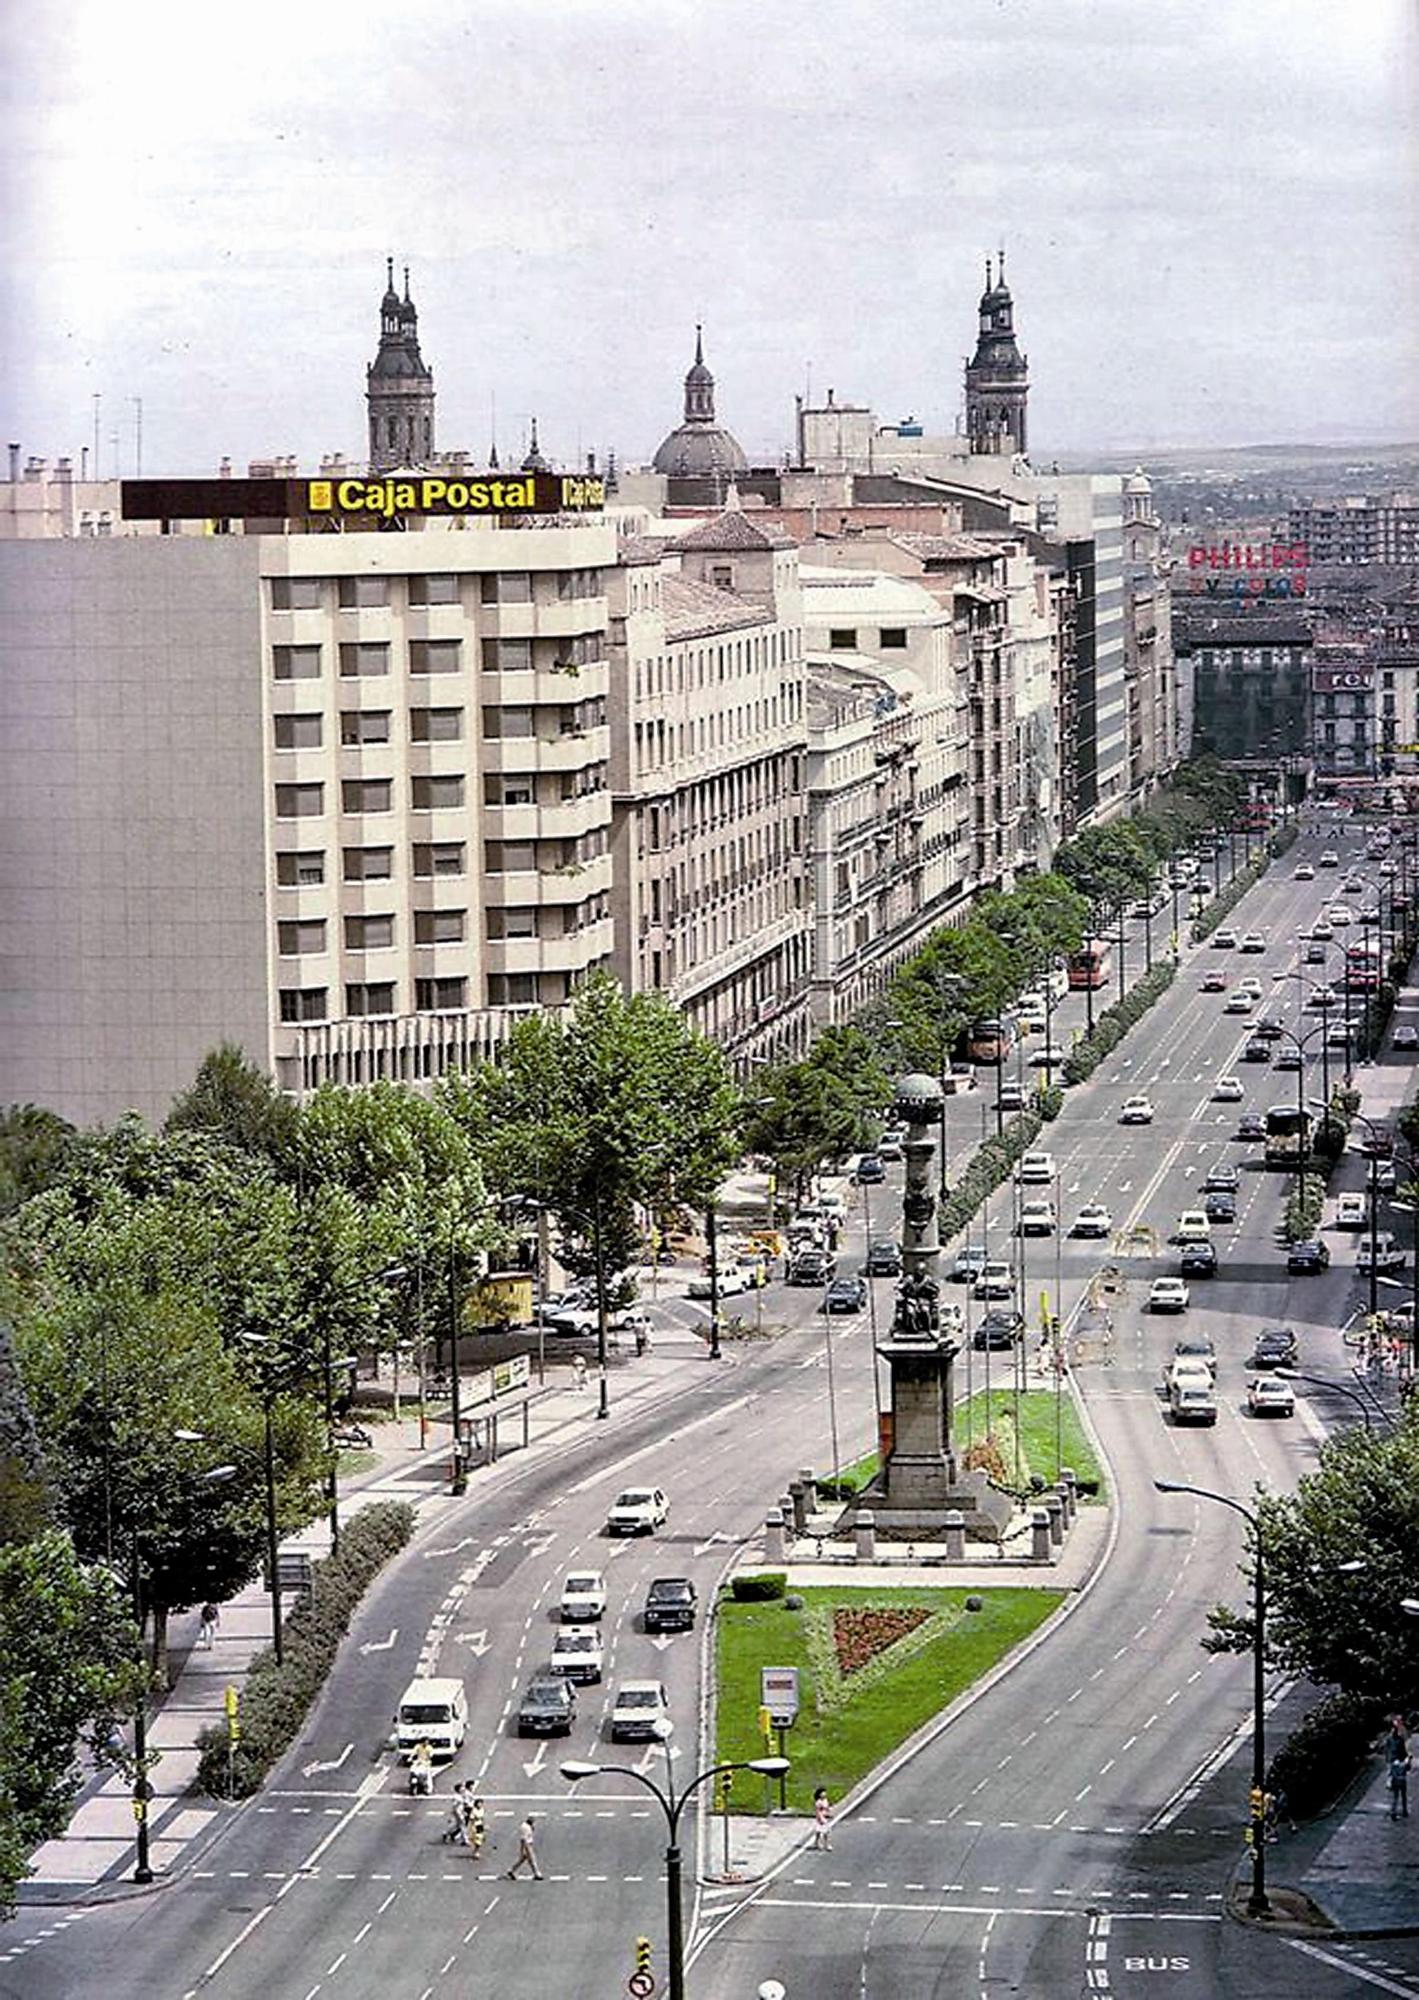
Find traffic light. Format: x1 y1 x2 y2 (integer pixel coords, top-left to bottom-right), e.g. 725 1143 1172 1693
635 1936 653 1978
1249 1786 1266 1818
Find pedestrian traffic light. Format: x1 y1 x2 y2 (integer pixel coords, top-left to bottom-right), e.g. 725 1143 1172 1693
1249 1786 1266 1817
635 1936 652 1977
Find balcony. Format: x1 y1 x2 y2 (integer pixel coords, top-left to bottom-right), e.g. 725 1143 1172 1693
482 853 614 907
482 725 611 775
485 916 615 977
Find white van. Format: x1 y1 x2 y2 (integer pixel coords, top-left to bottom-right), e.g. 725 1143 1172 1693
396 1676 468 1761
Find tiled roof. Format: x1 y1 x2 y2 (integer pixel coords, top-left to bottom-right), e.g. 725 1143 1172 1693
661 574 771 641
669 509 793 554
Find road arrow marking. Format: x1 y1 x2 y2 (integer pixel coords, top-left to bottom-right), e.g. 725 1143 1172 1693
359 1629 398 1656
650 1635 674 1653
423 1537 480 1561
523 1535 555 1557
455 1630 490 1656
301 1743 353 1778
693 1532 734 1556
522 1743 549 1779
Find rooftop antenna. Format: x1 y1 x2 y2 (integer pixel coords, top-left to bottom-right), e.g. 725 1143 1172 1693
92 394 101 480
131 396 143 478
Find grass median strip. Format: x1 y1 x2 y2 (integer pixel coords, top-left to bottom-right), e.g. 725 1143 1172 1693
816 1390 1104 1506
715 1583 1062 1812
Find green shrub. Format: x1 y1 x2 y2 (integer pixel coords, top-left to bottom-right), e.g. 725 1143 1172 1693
1282 1173 1326 1245
1267 1691 1384 1820
730 1571 787 1602
196 1499 415 1798
1035 1084 1064 1123
1191 849 1271 942
939 1108 1043 1246
1060 961 1176 1085
1268 823 1299 858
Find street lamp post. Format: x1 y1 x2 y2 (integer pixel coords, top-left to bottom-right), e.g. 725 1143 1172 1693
561 1735 790 2000
1154 1479 1270 1917
706 1199 723 1363
1275 1368 1382 1433
129 1528 155 1883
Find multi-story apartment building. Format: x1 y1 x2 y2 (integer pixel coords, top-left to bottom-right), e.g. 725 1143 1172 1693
1287 494 1419 567
1377 592 1419 775
1175 616 1313 765
1121 470 1179 800
605 510 812 1058
0 487 618 1125
1031 473 1130 828
1311 638 1375 778
799 568 970 1021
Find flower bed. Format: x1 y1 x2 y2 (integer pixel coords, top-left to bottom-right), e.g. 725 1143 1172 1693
832 1605 929 1675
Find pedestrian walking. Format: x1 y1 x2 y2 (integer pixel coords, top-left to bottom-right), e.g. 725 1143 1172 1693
811 1787 833 1850
506 1813 543 1879
198 1601 220 1649
443 1783 469 1845
468 1795 486 1857
573 1354 588 1393
1390 1747 1411 1821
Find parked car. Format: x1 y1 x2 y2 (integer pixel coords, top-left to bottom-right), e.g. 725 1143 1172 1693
606 1486 669 1536
1286 1239 1330 1274
1250 1327 1299 1370
1119 1095 1155 1124
609 1680 672 1743
1247 1377 1295 1418
1018 1200 1057 1236
821 1275 868 1314
1393 1025 1419 1052
1149 1277 1191 1313
974 1309 1024 1350
642 1578 697 1634
518 1673 578 1737
1358 1125 1395 1159
559 1570 607 1623
999 1081 1027 1113
1180 1241 1218 1277
549 1625 605 1684
1071 1203 1113 1238
688 1264 756 1300
865 1238 903 1276
1028 1043 1069 1070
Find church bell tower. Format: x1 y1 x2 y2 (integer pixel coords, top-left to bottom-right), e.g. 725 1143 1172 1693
366 259 436 472
965 249 1029 458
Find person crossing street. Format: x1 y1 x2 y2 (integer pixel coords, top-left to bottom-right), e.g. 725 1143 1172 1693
506 1814 542 1879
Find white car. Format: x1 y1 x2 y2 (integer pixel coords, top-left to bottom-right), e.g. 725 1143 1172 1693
1149 1277 1191 1313
1334 1193 1369 1230
545 1299 649 1336
687 1264 756 1300
1319 851 1340 868
1118 1095 1154 1124
1356 1233 1406 1273
1294 863 1316 881
1310 920 1334 941
1213 928 1239 949
1328 905 1353 927
549 1624 604 1684
1175 1210 1213 1244
1213 1075 1244 1102
1247 1377 1295 1418
1237 978 1263 1000
1015 1151 1057 1185
974 1260 1017 1300
1018 1200 1057 1236
1028 1043 1068 1069
1239 931 1267 953
1071 1203 1113 1238
1165 1357 1213 1395
606 1486 669 1536
559 1570 607 1623
1224 993 1253 1015
609 1679 672 1743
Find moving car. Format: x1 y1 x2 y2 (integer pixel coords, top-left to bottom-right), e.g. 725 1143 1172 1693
974 1309 1024 1350
606 1486 669 1536
1149 1276 1191 1313
1169 1381 1218 1426
1180 1240 1218 1277
1295 863 1316 881
1250 1326 1299 1370
1200 970 1228 993
1028 1043 1069 1069
952 1245 990 1282
610 1680 672 1743
1173 1335 1217 1378
1071 1203 1113 1238
787 1247 836 1286
1247 1377 1295 1418
1393 1025 1419 1052
395 1677 468 1762
865 1238 903 1277
1310 920 1334 941
1243 1037 1272 1063
559 1571 607 1623
518 1673 577 1737
1319 850 1340 868
1203 1164 1240 1193
999 1082 1027 1113
877 1130 906 1161
1253 1018 1285 1041
822 1274 868 1314
1328 905 1353 927
1213 928 1239 949
854 1153 886 1184
1272 1048 1303 1072
973 1260 1017 1300
1357 1232 1405 1273
1237 1111 1266 1140
1016 1151 1058 1185
1213 1075 1244 1101
1239 931 1267 953
1119 1095 1155 1124
1225 993 1253 1015
1176 1209 1212 1243
1358 1125 1395 1158
1018 1200 1057 1236
1286 1239 1330 1274
642 1578 697 1634
1204 1190 1237 1223
549 1625 605 1684
1334 1192 1369 1229
1237 977 1263 1000
1304 942 1329 965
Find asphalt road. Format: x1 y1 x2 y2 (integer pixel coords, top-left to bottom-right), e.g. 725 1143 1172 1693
9 820 1412 2000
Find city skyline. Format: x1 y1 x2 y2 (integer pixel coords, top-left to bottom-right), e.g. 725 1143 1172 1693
3 0 1416 477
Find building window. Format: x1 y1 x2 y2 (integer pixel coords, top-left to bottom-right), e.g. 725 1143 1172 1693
340 642 390 678
338 576 390 609
341 709 392 746
276 850 325 887
710 564 733 589
487 907 539 940
413 841 466 877
485 840 537 873
482 638 533 674
482 705 535 738
481 571 532 604
412 774 465 810
274 713 323 749
408 573 459 606
278 919 327 955
275 782 324 818
273 645 322 681
488 972 538 1005
410 639 462 675
410 707 464 742
829 629 856 650
271 577 322 611
343 845 393 882
279 987 328 1023
484 774 534 806
415 976 467 1011
345 981 396 1016
879 628 908 650
342 778 392 813
345 913 395 950
415 909 466 944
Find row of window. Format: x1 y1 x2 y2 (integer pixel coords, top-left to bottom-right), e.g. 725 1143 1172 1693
273 636 605 681
275 829 610 885
278 777 467 815
271 569 603 612
281 911 466 950
281 978 468 1022
633 625 801 701
827 627 911 652
275 708 463 748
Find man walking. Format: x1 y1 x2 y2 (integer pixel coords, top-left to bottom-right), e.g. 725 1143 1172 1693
1390 1744 1411 1821
506 1814 543 1879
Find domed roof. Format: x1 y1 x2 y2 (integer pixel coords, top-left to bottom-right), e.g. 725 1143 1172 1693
1125 465 1152 494
652 326 747 477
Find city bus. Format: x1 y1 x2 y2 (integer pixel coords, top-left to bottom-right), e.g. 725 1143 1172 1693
966 1015 1017 1067
1263 1105 1310 1169
1345 939 1383 991
1066 943 1112 991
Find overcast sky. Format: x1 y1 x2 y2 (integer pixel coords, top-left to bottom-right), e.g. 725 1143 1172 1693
3 0 1415 478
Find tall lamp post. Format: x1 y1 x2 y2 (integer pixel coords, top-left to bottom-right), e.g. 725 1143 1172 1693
1154 1479 1270 1917
562 1732 790 2000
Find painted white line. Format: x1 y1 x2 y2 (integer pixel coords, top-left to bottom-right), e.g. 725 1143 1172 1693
1288 1942 1419 1999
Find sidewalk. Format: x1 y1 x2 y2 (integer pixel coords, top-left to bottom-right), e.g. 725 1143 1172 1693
20 1339 715 1904
1285 1755 1419 1937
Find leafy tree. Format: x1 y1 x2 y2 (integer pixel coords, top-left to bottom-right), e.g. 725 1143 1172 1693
0 1316 47 1544
0 1104 77 1218
0 1530 141 1916
1205 1413 1419 1713
742 1025 891 1192
164 1043 300 1174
